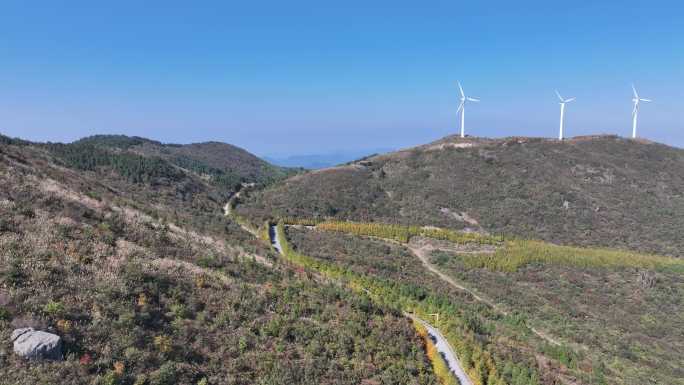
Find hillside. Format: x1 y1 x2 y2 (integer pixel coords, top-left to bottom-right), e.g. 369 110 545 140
74 135 298 190
0 136 439 384
4 132 682 385
238 135 684 256
278 223 684 385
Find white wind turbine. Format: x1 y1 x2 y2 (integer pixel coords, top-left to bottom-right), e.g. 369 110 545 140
457 82 480 138
555 90 575 140
631 84 652 139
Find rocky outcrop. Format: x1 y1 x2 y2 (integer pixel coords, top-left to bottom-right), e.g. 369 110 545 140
11 328 63 360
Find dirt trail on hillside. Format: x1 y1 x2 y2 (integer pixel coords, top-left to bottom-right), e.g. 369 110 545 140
408 242 500 309
224 185 259 237
407 240 562 346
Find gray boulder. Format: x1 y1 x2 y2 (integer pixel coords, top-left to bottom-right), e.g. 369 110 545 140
11 328 63 360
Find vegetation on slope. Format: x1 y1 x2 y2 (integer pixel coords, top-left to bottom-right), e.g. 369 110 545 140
278 224 550 385
301 218 684 384
238 135 684 256
430 250 684 385
0 137 439 385
75 134 298 190
462 239 684 272
47 142 185 184
281 219 684 385
304 220 684 272
312 220 501 245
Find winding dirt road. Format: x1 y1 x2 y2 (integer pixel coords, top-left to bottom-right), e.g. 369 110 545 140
408 241 561 346
224 185 259 236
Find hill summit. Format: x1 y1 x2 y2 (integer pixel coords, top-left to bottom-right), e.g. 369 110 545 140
238 134 684 256
73 134 295 188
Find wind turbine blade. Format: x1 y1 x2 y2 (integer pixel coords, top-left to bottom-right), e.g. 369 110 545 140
640 98 652 102
632 84 639 99
456 101 464 113
458 81 465 98
565 97 576 103
555 90 563 102
467 97 480 102
632 103 638 116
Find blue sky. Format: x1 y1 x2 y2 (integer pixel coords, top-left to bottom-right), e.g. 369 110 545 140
0 1 682 156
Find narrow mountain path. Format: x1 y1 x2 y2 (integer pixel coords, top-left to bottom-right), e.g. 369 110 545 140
408 314 473 385
408 243 500 309
407 241 562 346
291 224 563 347
224 184 258 236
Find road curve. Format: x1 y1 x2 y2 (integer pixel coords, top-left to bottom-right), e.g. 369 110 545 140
410 315 472 385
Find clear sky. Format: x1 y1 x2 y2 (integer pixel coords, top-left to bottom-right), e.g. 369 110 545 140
1 1 682 156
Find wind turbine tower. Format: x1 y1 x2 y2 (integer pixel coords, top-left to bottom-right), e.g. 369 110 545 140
457 82 480 138
631 84 652 139
555 91 575 140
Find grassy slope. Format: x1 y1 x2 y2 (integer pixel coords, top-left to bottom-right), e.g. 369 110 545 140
283 227 562 385
295 220 684 385
237 135 684 384
238 135 684 256
431 250 684 385
0 139 438 385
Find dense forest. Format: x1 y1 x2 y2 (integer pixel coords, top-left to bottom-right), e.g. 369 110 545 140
47 142 184 184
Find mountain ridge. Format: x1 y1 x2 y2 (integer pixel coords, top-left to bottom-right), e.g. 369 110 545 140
237 134 684 256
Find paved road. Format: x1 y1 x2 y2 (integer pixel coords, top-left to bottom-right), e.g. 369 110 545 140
411 315 472 385
269 224 284 254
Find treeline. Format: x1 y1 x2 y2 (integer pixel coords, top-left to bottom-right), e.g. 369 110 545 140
275 222 539 385
46 143 184 184
0 134 29 146
461 239 684 272
314 220 502 245
280 217 323 226
310 219 683 272
73 135 298 189
74 134 158 149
